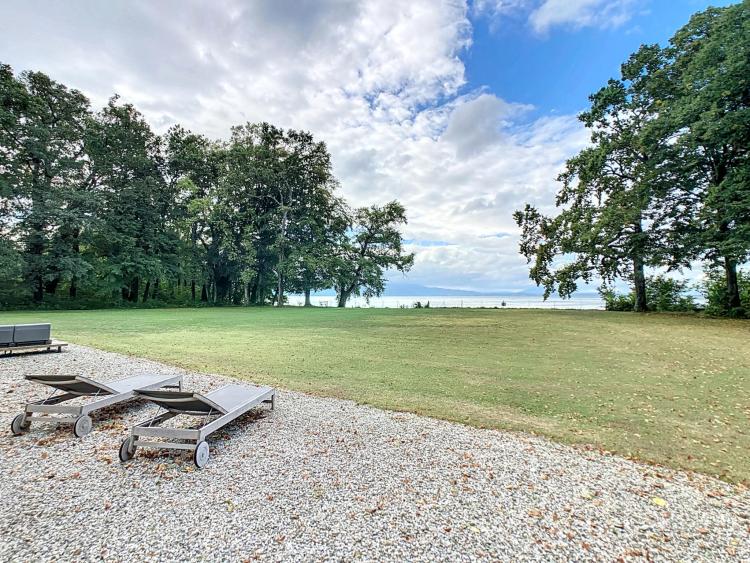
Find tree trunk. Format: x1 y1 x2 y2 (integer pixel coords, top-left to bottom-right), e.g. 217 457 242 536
724 256 742 310
250 279 259 305
33 277 44 303
44 278 59 295
29 164 46 304
304 288 312 307
337 289 351 308
632 254 648 312
129 277 140 302
152 278 159 300
69 236 80 299
216 275 230 302
276 275 284 307
142 280 151 303
201 283 208 302
191 279 196 301
255 269 265 305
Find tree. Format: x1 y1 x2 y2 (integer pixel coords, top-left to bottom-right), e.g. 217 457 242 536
668 3 750 314
286 196 348 306
271 129 340 307
626 3 750 315
167 126 242 304
332 201 414 307
0 64 91 302
87 97 178 302
514 75 665 311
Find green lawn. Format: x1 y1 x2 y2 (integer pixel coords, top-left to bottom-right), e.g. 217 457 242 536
3 307 749 483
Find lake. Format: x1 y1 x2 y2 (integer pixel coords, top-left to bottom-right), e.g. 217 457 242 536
287 295 604 309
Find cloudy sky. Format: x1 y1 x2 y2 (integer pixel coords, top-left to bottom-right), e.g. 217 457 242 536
0 0 733 292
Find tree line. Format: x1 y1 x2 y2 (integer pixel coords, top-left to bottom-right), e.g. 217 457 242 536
0 65 414 309
515 2 749 317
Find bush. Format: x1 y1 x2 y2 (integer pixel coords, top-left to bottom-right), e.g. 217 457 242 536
701 270 750 318
601 275 696 313
647 276 695 312
600 289 636 311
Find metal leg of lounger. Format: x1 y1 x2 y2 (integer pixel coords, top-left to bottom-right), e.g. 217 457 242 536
20 391 115 437
266 392 276 410
121 411 195 462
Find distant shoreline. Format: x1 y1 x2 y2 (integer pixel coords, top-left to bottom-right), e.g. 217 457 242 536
287 295 604 310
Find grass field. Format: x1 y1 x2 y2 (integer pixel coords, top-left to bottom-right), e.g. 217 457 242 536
3 307 749 483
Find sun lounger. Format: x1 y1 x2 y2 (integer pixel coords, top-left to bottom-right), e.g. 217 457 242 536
119 383 275 468
10 373 183 437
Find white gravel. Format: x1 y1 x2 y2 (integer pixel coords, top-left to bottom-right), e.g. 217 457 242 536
1 345 748 562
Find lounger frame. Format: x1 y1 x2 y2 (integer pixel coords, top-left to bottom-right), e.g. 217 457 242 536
127 385 275 454
1 340 68 357
19 374 183 432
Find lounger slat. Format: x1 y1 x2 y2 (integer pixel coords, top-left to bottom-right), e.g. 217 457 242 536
204 384 274 414
107 373 182 394
25 374 116 395
135 390 228 414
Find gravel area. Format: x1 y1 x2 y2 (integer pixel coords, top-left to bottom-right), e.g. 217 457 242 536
1 345 748 562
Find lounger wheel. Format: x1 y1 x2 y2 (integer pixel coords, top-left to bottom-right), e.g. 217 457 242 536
119 437 137 462
73 415 93 437
193 441 210 468
11 413 30 435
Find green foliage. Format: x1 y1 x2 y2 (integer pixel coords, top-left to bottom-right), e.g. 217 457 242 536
599 289 636 312
602 275 696 312
702 269 750 318
0 64 411 310
646 276 696 312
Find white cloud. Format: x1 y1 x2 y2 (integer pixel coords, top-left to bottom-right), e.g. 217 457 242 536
0 0 591 292
475 0 639 34
529 0 637 33
441 93 533 158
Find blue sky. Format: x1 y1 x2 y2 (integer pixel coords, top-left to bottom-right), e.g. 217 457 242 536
0 0 737 293
465 1 734 118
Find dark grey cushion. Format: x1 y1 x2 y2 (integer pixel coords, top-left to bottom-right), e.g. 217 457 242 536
12 323 51 344
0 325 13 346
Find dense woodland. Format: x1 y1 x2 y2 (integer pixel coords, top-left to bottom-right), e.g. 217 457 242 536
515 3 750 316
0 67 413 309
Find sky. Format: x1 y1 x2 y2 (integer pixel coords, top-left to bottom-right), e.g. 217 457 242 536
0 0 737 292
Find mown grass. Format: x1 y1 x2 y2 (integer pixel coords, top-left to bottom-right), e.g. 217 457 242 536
3 307 748 482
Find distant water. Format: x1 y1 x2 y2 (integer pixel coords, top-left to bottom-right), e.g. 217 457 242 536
287 295 604 310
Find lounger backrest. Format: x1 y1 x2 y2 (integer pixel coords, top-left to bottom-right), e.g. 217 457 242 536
13 323 51 345
25 374 116 396
134 390 228 415
0 325 13 346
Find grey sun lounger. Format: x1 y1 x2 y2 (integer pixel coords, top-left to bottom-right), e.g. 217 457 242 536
11 373 183 438
119 383 275 468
